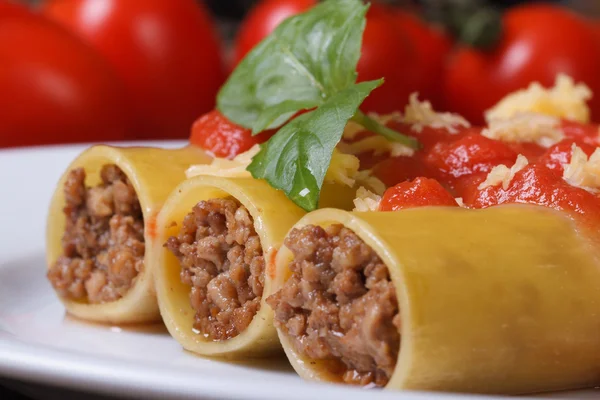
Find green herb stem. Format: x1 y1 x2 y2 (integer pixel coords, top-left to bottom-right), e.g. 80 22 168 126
352 110 421 149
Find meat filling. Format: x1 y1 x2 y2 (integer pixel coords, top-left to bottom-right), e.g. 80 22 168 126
47 165 145 303
165 197 265 341
267 224 401 387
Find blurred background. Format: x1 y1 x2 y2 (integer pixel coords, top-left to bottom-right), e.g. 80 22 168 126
1 0 600 148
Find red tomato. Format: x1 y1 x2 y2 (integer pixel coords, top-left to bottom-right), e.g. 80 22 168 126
0 1 129 148
380 177 458 211
393 11 453 109
231 1 419 114
190 110 274 159
43 0 226 140
232 0 314 68
444 4 600 124
358 4 419 113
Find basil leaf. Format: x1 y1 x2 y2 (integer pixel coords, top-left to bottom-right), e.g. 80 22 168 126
248 80 382 211
217 0 368 133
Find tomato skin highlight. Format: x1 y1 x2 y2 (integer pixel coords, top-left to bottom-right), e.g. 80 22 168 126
380 177 458 211
190 110 274 159
0 2 130 148
43 0 226 140
444 4 600 124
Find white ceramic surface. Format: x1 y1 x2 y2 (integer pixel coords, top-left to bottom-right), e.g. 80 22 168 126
0 142 598 400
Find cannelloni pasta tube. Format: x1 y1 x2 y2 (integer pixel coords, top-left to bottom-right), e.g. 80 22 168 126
269 205 600 394
153 176 356 358
46 145 210 324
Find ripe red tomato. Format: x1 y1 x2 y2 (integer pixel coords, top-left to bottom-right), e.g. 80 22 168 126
231 0 420 114
444 4 600 124
0 1 130 148
190 110 274 159
393 11 453 110
43 0 226 140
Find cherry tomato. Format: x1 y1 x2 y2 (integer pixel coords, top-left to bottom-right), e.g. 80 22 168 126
393 11 453 110
190 110 274 159
380 177 458 211
43 0 226 140
231 0 420 114
444 4 600 124
0 1 129 148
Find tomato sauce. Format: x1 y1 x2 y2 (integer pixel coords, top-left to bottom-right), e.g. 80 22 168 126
379 177 458 211
370 119 600 231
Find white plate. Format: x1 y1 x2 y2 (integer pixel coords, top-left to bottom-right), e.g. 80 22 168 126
0 142 598 400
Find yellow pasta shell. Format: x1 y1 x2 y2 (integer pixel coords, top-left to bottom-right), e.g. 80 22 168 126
46 144 211 324
153 176 305 358
272 205 600 394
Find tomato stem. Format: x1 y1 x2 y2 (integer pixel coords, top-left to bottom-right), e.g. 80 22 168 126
423 0 503 50
457 7 503 49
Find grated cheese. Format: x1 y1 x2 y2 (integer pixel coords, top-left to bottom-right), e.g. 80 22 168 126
186 144 261 179
455 197 465 208
340 98 470 158
481 112 564 148
403 93 470 134
562 143 600 191
485 74 592 124
353 186 382 212
186 145 361 188
478 154 529 190
355 170 386 195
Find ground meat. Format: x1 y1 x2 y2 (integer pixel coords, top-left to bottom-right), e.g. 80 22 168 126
267 224 401 387
47 165 145 303
164 197 265 341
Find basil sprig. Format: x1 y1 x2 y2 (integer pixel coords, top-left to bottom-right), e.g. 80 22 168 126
217 0 420 211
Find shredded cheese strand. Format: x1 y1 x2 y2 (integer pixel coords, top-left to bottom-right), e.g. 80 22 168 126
562 143 600 192
353 186 381 211
478 154 529 190
485 74 592 124
403 93 470 134
481 112 564 148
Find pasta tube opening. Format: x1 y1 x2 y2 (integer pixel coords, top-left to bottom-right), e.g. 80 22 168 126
268 224 400 387
271 206 600 394
48 165 144 303
165 197 265 340
154 176 306 357
46 145 211 324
